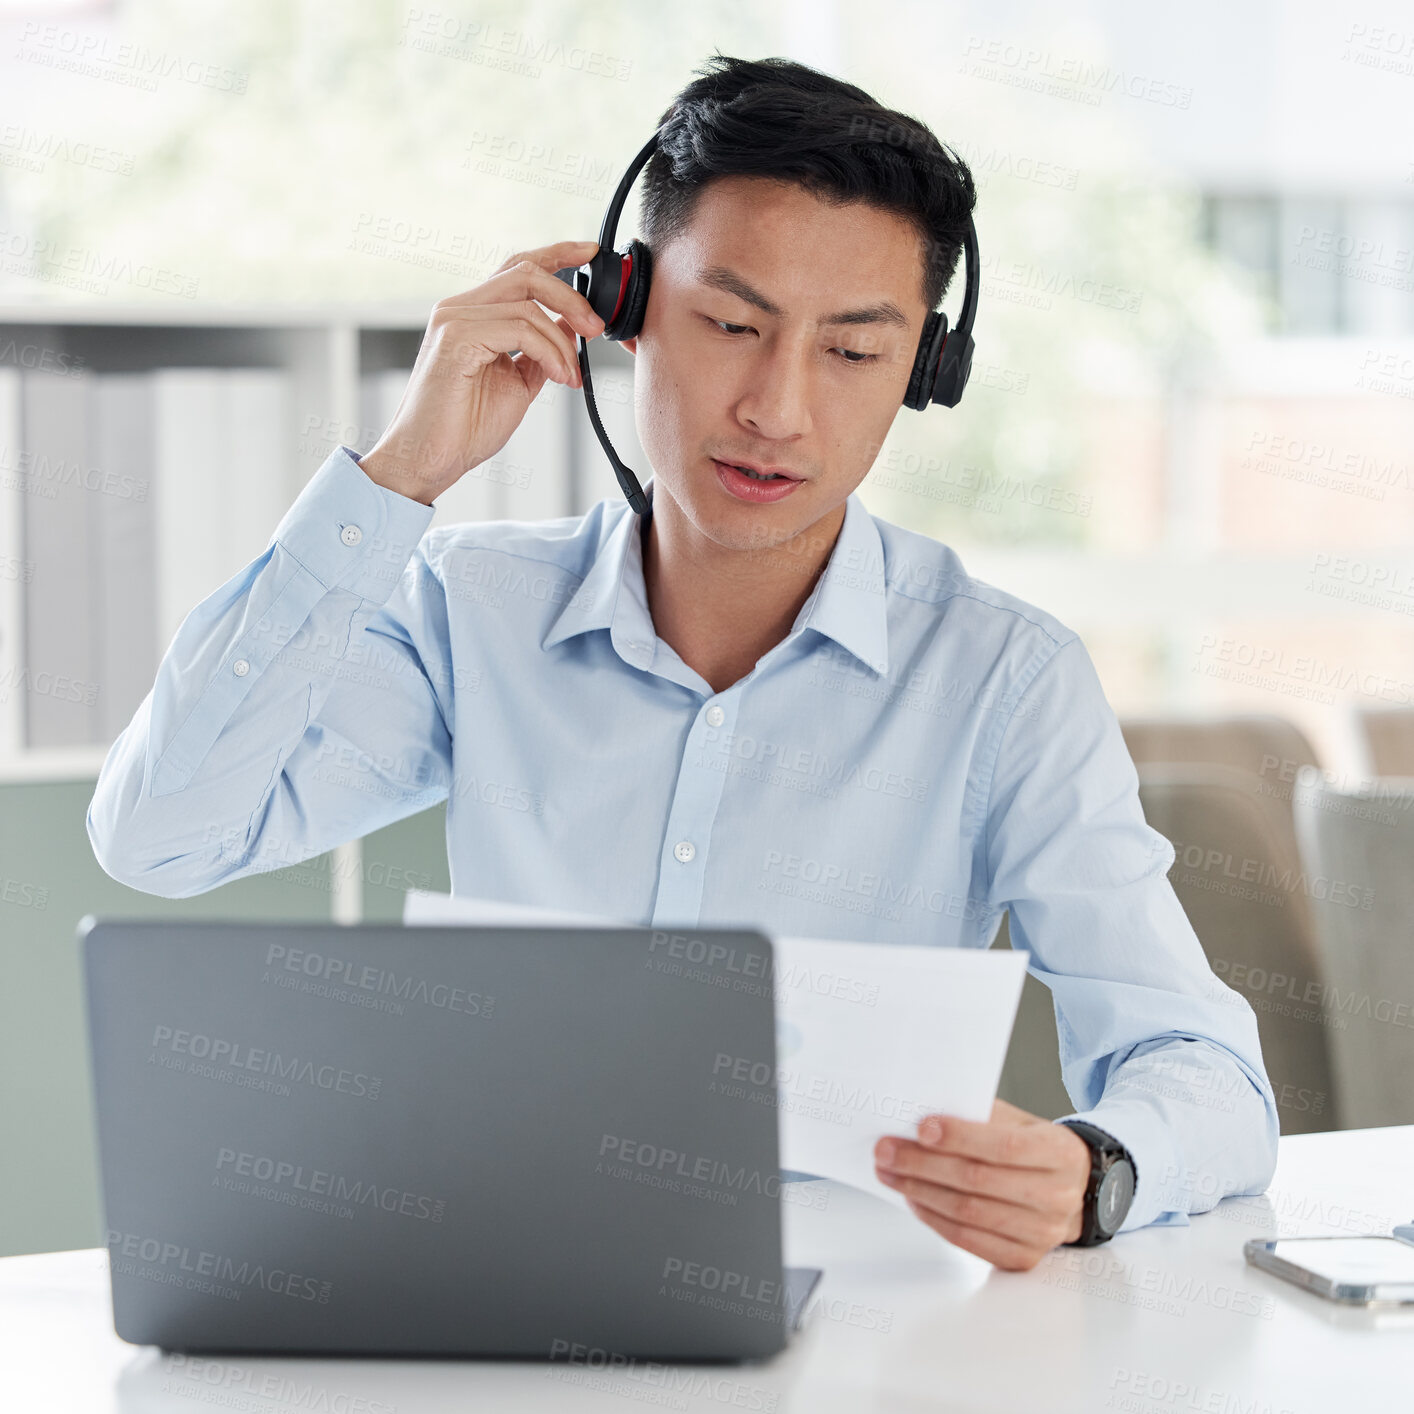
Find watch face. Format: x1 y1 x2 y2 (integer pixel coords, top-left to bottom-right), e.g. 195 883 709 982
1097 1160 1135 1235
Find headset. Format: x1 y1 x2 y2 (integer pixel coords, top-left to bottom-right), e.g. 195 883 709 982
554 127 979 518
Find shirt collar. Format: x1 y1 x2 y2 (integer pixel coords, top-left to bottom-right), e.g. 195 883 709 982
542 478 890 678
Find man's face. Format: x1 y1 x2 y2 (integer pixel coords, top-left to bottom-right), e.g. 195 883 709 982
622 174 929 562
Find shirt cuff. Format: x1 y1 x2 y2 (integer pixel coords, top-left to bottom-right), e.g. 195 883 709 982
1055 1103 1187 1233
271 444 436 607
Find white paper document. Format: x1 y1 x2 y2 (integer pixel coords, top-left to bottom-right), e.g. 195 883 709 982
403 890 1030 1210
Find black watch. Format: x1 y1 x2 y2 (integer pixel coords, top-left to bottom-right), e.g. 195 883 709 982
1058 1120 1136 1246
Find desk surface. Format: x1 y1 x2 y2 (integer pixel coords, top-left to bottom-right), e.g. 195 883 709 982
5 1126 1413 1413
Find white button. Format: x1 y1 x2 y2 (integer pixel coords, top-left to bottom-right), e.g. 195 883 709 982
232 659 250 676
673 840 696 863
705 703 725 727
341 524 363 546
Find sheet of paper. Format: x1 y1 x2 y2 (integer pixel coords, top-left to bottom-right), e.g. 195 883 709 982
402 890 1030 1210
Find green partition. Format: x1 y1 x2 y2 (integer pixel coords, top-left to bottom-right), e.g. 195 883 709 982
0 781 450 1258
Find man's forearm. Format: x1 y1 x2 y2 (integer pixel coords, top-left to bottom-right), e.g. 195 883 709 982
1060 1034 1280 1231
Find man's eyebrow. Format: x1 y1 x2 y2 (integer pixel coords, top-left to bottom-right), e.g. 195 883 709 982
698 265 911 329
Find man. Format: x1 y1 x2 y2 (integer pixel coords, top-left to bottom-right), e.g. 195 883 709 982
87 55 1278 1272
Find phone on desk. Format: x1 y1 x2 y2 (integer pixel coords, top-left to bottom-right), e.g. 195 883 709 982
1244 1236 1414 1305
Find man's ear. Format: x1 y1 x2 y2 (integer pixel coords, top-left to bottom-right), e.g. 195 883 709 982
620 336 637 356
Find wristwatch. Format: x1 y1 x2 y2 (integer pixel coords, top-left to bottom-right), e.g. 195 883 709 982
1058 1119 1136 1245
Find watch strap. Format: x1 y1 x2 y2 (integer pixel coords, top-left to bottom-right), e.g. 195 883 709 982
1058 1119 1135 1245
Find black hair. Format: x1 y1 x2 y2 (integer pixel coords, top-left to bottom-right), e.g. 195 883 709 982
641 53 976 314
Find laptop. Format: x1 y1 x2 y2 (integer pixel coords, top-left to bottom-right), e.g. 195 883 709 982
78 916 822 1360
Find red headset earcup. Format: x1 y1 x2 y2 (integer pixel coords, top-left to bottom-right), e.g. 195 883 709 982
606 239 652 341
583 246 630 327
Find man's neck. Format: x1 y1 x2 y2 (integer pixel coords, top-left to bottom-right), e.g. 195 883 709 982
640 484 846 695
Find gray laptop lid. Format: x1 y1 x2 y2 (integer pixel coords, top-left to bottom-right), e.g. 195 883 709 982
80 918 807 1360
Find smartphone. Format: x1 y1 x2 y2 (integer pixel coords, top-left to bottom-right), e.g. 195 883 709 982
1244 1236 1414 1305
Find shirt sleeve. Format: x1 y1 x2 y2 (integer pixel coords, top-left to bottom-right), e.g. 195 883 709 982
983 633 1280 1232
86 445 454 899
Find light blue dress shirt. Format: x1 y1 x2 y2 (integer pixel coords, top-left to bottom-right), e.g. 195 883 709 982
87 443 1279 1233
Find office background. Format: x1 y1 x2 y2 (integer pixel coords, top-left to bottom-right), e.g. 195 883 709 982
2 0 1412 1257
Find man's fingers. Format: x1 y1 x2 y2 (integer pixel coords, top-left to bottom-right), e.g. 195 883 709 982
438 241 605 338
491 238 600 277
911 1113 1061 1168
444 312 576 385
876 1143 1061 1209
903 1199 1048 1271
885 1174 1060 1251
454 300 580 381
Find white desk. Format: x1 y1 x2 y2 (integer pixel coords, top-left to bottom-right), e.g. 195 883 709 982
5 1126 1413 1413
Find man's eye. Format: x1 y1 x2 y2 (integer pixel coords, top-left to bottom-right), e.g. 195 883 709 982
706 317 877 365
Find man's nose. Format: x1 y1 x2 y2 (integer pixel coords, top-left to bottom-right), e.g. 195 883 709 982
736 339 814 440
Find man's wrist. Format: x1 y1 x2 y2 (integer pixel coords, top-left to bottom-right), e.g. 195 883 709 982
356 449 436 506
1057 1119 1137 1245
1056 1123 1091 1245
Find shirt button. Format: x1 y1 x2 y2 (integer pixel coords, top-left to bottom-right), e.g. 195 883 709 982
232 659 250 676
673 840 696 864
341 524 363 546
705 703 725 727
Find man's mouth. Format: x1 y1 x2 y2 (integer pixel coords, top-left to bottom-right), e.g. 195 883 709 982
713 458 802 483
